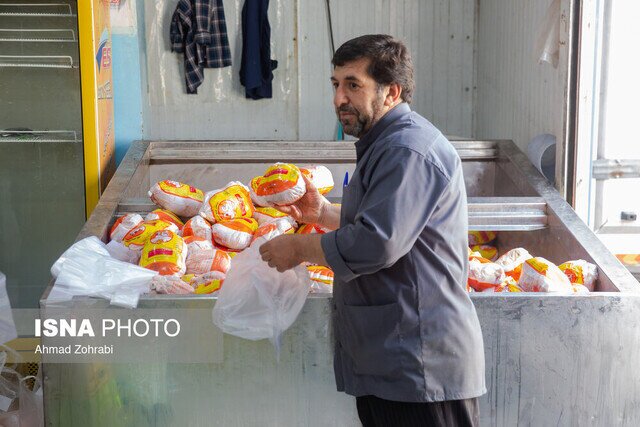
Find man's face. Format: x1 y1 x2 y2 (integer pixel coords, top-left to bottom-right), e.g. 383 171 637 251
331 58 389 138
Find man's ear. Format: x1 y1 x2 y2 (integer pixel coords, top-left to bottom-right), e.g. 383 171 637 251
384 83 402 107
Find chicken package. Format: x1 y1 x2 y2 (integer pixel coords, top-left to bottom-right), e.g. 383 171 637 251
249 163 306 207
148 180 204 217
200 181 255 223
139 230 188 276
150 275 194 295
145 209 185 232
212 217 259 250
517 257 572 293
495 248 532 281
110 213 143 243
251 218 296 244
468 257 505 291
468 231 497 246
184 236 232 275
253 206 297 227
558 259 598 290
470 245 498 261
182 216 213 242
300 165 334 195
308 265 334 293
570 284 590 294
191 271 226 295
122 220 179 250
481 276 523 293
106 240 141 264
296 224 330 234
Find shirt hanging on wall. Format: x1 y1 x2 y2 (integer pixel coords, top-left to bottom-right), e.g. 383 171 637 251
239 0 278 100
170 0 232 94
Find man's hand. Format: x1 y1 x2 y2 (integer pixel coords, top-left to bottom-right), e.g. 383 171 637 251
276 174 330 225
259 235 303 272
259 234 328 272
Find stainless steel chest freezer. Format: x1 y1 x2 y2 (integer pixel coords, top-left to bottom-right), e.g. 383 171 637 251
40 140 640 427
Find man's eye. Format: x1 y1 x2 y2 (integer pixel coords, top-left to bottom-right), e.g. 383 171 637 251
349 83 358 89
332 82 338 89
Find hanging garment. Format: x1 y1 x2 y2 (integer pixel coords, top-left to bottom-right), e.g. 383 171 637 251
239 0 278 100
170 0 232 94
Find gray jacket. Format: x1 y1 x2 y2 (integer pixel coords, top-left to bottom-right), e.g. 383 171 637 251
321 103 486 402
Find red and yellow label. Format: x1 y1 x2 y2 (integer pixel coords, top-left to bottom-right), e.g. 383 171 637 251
559 262 584 284
123 220 174 248
159 180 204 202
208 185 255 222
308 265 334 285
505 263 524 281
194 279 223 295
525 258 549 276
219 217 259 234
468 231 497 245
296 224 326 235
254 206 289 220
470 245 498 261
251 164 301 196
140 230 186 276
252 221 295 242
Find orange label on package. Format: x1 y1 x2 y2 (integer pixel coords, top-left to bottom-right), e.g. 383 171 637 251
159 180 204 202
559 262 584 284
251 164 301 196
308 265 334 285
255 206 288 219
140 230 186 276
208 185 254 222
221 217 259 233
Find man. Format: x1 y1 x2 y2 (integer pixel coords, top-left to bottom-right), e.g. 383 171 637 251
259 34 486 426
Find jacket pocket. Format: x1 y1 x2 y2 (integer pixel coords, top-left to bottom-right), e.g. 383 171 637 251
338 302 402 377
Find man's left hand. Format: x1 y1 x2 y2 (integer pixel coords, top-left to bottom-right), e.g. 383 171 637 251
259 235 302 272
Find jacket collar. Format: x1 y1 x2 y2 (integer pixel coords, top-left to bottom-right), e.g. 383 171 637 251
354 103 411 161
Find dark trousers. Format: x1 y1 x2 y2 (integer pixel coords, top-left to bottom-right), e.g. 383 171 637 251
356 395 479 427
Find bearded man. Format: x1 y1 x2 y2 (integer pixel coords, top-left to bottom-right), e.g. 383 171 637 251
259 34 486 427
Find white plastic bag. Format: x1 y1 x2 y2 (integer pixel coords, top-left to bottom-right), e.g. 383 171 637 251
0 273 17 345
212 237 310 355
49 237 156 308
50 236 109 279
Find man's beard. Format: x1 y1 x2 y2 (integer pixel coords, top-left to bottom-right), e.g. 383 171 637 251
337 96 385 138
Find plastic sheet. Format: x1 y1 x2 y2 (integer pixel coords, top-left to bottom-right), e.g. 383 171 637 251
48 237 157 308
212 237 309 356
536 0 561 68
0 273 17 345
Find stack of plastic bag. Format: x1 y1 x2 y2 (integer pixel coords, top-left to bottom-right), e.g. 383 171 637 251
49 237 157 308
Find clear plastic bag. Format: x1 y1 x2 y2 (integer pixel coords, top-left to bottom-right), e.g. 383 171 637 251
0 272 17 345
212 237 310 356
49 237 157 308
18 376 43 427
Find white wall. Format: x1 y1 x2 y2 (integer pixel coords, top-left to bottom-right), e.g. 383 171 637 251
474 0 569 153
140 0 476 141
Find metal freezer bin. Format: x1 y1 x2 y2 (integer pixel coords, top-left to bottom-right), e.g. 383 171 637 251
40 140 640 426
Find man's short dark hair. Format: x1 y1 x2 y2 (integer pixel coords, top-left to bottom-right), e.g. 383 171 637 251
332 34 415 104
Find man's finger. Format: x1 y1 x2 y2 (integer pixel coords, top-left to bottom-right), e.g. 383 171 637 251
302 173 317 191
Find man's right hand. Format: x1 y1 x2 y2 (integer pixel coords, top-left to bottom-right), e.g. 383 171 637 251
276 174 330 225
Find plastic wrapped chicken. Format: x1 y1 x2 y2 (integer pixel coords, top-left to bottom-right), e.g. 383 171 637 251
182 216 213 242
110 213 143 243
145 209 185 232
468 231 497 246
517 257 572 293
150 275 194 295
495 248 532 281
300 165 334 195
307 265 334 293
296 224 330 235
470 245 498 261
212 217 259 250
122 220 179 251
253 206 297 227
148 180 204 217
191 271 226 295
139 230 188 276
558 259 597 290
251 218 296 244
184 236 232 275
468 256 505 291
200 181 255 223
249 163 306 207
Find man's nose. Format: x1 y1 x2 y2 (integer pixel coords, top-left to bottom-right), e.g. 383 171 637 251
334 86 348 108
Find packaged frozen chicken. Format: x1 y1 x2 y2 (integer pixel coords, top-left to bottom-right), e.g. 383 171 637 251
145 209 185 231
300 165 334 195
200 181 255 223
182 216 213 242
468 257 505 291
212 217 259 250
517 257 572 293
148 180 204 217
122 220 179 250
570 284 590 294
308 265 334 293
481 277 523 293
251 218 296 244
558 260 598 290
139 230 188 276
150 275 194 294
468 231 497 245
249 163 306 207
253 206 297 227
470 245 498 261
110 213 143 243
191 271 226 295
184 236 232 275
495 248 532 281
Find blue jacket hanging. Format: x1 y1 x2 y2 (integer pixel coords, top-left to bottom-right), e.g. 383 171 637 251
239 0 278 100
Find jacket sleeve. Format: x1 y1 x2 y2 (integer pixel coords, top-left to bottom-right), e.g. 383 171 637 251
170 2 187 53
321 147 451 282
194 0 212 45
